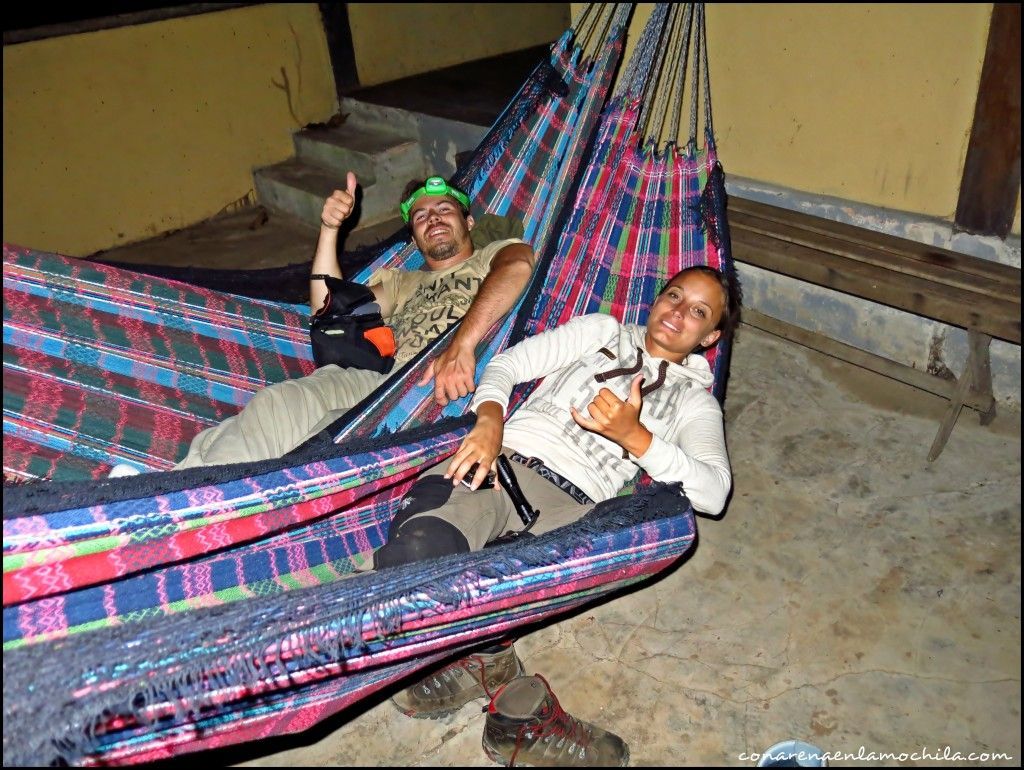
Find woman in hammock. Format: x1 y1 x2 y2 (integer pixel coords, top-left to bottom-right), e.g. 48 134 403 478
376 264 740 766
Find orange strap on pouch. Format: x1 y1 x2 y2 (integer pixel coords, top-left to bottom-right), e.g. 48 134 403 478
363 326 396 358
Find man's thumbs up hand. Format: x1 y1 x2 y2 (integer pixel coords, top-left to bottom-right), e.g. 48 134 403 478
321 173 359 230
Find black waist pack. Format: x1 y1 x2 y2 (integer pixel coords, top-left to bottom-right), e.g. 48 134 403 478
310 276 396 374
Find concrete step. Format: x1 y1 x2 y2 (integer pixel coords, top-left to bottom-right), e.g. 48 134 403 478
294 121 427 221
254 158 402 230
293 123 426 189
253 98 489 233
254 158 341 226
338 98 424 135
340 97 487 181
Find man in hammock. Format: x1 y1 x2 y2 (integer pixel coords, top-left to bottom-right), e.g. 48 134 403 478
173 173 535 468
374 264 740 766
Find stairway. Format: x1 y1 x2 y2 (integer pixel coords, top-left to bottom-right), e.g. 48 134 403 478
87 86 502 281
253 97 489 243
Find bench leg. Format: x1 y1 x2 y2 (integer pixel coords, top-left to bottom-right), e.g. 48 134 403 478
928 331 990 461
967 330 997 426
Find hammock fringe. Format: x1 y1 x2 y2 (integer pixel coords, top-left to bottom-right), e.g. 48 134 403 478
4 484 693 767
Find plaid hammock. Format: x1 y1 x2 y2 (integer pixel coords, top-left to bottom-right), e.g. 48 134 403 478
3 4 733 765
2 249 317 482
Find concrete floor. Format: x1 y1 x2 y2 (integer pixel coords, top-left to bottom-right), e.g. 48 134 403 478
91 206 1021 768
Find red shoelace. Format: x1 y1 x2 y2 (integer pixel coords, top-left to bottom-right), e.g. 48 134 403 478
507 674 592 766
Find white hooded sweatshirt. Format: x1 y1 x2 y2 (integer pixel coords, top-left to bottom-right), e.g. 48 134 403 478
470 314 732 514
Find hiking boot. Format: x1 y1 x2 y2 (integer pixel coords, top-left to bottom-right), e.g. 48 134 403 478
482 674 630 767
391 642 523 719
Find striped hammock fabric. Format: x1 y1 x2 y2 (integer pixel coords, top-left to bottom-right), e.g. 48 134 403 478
2 249 315 482
2 4 731 765
5 482 696 766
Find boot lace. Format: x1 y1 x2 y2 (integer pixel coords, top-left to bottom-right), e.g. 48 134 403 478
508 674 593 766
423 654 499 699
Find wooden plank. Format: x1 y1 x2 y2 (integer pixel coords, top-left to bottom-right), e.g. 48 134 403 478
729 208 1020 302
733 198 1019 290
731 229 1022 343
742 309 993 412
729 196 1023 285
955 3 1021 237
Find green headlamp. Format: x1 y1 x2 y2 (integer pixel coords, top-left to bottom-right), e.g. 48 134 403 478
400 176 471 223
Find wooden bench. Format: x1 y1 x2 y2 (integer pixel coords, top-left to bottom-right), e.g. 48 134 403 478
728 196 1022 460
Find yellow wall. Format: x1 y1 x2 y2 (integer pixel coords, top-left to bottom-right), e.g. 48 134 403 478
575 3 1019 234
3 4 337 256
348 3 571 87
6 3 1017 255
709 4 992 221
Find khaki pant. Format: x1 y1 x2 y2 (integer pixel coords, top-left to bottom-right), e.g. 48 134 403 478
407 450 591 550
175 365 386 468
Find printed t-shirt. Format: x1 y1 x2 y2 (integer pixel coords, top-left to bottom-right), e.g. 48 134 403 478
369 237 524 365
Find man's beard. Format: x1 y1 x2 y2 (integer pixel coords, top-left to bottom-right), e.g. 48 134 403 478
425 240 459 261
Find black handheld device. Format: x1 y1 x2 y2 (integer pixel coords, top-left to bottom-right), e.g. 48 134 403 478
495 455 540 529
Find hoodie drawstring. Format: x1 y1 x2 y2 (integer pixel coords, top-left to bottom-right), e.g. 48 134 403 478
594 348 644 383
595 348 669 399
